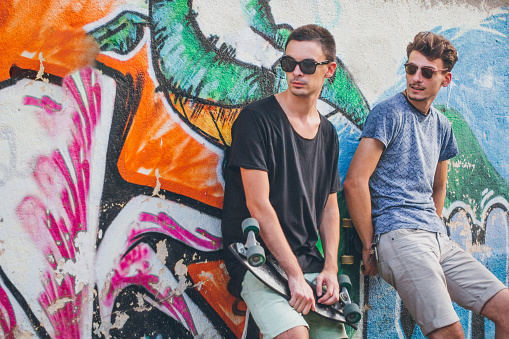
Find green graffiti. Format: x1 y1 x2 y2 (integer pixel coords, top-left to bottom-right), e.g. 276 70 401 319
240 0 291 49
90 12 149 55
442 105 509 219
321 64 370 126
152 0 274 107
90 0 370 128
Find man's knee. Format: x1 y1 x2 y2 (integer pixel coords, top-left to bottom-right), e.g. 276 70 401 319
427 321 464 339
481 288 509 328
274 325 308 339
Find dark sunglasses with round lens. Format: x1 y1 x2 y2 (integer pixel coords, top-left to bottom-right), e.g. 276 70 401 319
280 56 331 75
405 63 448 79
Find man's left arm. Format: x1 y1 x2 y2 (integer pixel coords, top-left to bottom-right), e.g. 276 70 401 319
316 192 340 305
432 160 449 216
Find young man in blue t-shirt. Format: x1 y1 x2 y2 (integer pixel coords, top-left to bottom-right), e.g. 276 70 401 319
344 32 509 338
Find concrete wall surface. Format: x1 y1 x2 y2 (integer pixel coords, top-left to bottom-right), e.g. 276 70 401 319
0 0 508 338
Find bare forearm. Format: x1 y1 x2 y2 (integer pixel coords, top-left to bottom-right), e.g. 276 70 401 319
240 167 316 313
432 161 448 217
432 187 446 216
343 178 378 275
319 194 340 273
343 138 383 276
343 138 383 249
344 179 374 249
247 200 303 277
240 169 302 277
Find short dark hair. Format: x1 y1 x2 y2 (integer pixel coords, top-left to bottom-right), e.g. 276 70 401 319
285 24 336 61
407 31 458 71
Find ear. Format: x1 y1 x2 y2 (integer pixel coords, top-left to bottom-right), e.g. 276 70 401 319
325 61 337 79
441 72 452 87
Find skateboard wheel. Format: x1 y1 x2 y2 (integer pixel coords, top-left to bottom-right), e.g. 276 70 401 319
337 274 352 290
343 303 362 324
242 218 260 237
341 255 355 265
247 244 266 267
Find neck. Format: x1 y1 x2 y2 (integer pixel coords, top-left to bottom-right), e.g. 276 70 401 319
275 90 321 139
276 90 319 119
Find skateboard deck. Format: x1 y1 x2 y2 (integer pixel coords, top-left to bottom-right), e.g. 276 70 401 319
229 242 359 329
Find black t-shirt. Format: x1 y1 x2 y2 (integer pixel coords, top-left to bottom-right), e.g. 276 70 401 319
221 95 340 294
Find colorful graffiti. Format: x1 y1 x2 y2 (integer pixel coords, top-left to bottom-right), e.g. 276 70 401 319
0 0 508 338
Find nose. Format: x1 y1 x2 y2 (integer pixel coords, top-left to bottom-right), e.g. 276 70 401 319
411 68 423 82
293 64 304 76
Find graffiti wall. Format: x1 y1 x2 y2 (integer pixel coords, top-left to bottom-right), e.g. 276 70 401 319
0 0 508 338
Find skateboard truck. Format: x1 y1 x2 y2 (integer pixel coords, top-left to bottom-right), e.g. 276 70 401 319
337 275 362 324
307 274 362 325
241 218 266 267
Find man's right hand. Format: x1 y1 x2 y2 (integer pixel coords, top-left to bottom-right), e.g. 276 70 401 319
288 274 316 315
361 247 378 276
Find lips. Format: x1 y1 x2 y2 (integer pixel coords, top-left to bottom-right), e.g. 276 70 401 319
291 80 306 87
409 84 425 91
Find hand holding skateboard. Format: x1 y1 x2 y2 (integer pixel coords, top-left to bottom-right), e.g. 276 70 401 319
229 218 362 328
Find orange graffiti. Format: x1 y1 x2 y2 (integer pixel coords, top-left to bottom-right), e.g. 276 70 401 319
0 0 121 80
97 43 225 208
187 261 246 337
167 93 240 147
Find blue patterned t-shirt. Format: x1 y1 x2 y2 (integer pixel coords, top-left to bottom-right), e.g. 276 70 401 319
361 92 459 235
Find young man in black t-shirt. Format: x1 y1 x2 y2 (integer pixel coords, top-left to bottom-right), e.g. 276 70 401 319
222 25 346 339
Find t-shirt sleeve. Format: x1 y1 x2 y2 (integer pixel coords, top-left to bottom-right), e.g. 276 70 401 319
228 108 269 172
361 103 398 147
438 120 459 162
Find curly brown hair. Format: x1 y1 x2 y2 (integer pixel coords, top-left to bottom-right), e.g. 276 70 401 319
407 31 458 71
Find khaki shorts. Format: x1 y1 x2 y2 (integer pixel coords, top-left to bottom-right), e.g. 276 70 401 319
377 228 506 336
241 271 348 339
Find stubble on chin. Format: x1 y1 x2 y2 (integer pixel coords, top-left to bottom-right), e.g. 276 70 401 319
406 85 427 102
289 89 308 97
407 93 426 102
288 82 309 97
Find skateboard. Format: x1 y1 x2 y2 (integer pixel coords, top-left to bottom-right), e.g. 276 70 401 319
229 218 362 329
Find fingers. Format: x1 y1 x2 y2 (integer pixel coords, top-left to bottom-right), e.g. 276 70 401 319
317 290 338 305
315 275 324 297
288 277 315 315
299 291 315 314
301 298 313 315
316 282 334 304
361 261 378 276
289 291 314 314
361 248 378 276
310 299 316 312
316 273 340 305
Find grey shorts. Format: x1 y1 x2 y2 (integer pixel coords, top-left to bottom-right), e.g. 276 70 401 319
377 228 506 336
241 271 347 339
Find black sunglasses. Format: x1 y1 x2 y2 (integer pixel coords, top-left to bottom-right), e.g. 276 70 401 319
405 63 448 79
280 56 331 75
